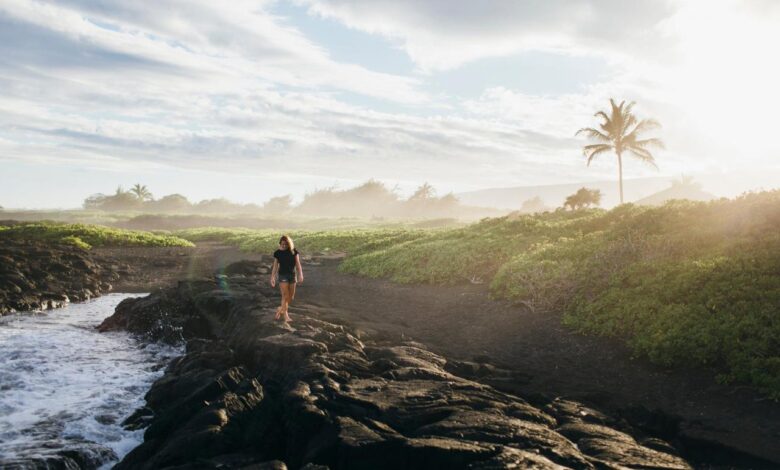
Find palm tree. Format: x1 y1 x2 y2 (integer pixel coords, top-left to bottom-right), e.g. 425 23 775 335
576 99 664 204
130 183 153 201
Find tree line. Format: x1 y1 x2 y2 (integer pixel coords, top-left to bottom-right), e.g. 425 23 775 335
83 180 474 219
83 98 661 217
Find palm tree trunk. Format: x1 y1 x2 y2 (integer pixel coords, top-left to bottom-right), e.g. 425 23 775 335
617 151 624 204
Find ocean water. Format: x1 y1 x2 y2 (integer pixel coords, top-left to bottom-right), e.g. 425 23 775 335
0 294 181 468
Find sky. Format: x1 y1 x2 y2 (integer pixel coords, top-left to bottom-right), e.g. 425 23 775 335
1 0 779 208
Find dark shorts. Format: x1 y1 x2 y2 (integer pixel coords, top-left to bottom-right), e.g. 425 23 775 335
277 273 296 284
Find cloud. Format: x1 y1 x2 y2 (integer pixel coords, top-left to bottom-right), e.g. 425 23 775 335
3 0 774 209
0 0 426 103
2 0 624 197
294 0 680 71
0 64 605 195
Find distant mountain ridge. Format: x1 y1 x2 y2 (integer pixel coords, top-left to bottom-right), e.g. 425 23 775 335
456 177 672 210
456 170 780 211
634 180 715 206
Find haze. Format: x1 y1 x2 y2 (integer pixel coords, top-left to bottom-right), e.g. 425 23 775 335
1 0 779 209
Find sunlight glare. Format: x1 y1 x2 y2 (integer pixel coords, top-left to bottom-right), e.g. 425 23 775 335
671 0 780 157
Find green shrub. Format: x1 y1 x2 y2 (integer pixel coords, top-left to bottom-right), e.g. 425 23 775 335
0 222 194 248
60 235 92 250
490 192 780 397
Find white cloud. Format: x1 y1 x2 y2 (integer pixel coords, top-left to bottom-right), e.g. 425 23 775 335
0 0 426 103
1 0 777 208
294 0 680 72
1 0 615 198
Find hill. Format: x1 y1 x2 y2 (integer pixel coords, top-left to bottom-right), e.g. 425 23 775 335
635 177 716 206
456 177 671 210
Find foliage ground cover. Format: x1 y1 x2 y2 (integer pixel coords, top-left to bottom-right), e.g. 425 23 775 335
176 191 780 396
176 227 433 259
0 222 194 249
491 192 780 396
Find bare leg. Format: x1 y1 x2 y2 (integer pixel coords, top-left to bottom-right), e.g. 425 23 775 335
289 282 297 303
281 283 293 322
275 282 286 320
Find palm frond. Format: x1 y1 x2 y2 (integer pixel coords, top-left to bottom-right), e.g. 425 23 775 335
627 147 659 169
623 118 662 143
583 143 613 154
623 101 636 116
610 99 622 116
575 127 611 142
621 113 637 136
583 144 614 166
609 100 621 129
632 118 661 134
632 138 665 150
616 101 636 137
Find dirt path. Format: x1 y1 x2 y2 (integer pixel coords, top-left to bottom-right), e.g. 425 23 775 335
92 242 265 292
292 260 780 467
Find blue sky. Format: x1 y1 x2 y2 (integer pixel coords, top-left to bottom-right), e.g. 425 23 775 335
1 0 779 208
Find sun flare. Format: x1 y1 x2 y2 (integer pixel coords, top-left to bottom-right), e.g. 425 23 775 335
670 0 780 157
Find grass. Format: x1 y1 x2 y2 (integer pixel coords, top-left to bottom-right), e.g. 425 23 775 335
175 227 432 258
174 191 780 397
0 222 194 249
1 209 469 232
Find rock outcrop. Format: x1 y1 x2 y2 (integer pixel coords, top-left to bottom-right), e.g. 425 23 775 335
100 264 693 470
0 240 117 315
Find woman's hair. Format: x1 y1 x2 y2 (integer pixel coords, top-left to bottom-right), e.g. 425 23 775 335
279 234 295 253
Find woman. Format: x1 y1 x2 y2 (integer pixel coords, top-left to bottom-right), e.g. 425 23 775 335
270 235 304 322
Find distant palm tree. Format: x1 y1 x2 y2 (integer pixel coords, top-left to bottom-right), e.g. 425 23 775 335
130 183 153 201
576 99 664 204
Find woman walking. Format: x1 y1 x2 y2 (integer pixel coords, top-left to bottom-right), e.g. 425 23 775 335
270 235 303 322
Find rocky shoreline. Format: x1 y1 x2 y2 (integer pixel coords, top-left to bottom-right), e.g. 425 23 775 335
0 241 257 315
3 241 776 468
99 261 694 469
0 240 117 315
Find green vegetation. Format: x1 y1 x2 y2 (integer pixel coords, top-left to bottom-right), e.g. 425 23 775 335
563 187 602 210
0 209 138 226
491 193 780 396
176 227 431 259
176 191 780 396
0 222 194 249
77 179 499 220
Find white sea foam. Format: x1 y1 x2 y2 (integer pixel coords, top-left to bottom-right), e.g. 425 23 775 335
0 294 182 468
